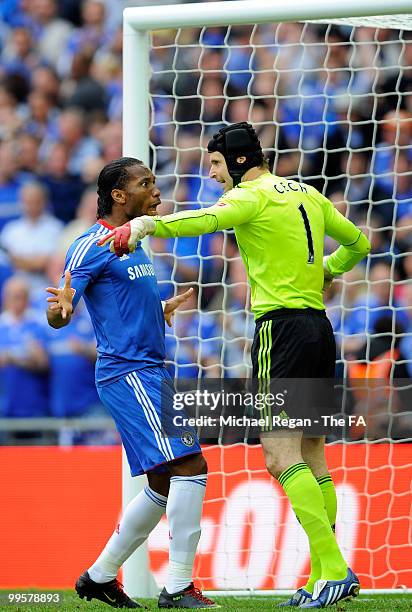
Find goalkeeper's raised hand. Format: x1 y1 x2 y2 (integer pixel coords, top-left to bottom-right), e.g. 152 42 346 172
97 216 156 257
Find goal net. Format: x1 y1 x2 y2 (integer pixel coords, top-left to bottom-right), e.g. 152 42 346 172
123 0 412 595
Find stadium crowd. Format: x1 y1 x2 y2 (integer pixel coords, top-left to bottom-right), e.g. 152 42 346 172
0 0 410 442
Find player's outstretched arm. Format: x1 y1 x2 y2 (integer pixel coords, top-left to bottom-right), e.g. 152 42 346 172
46 270 75 329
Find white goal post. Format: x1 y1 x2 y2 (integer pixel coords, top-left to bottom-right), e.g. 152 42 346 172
122 0 412 599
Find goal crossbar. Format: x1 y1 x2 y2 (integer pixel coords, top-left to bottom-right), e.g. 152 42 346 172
124 0 412 31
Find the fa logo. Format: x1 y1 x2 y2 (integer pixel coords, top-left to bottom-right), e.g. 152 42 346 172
181 431 195 447
348 416 367 426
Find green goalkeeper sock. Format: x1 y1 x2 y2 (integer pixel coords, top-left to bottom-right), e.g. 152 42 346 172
317 474 337 529
279 464 346 583
304 474 338 593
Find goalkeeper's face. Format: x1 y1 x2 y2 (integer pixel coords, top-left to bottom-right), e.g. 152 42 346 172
209 152 233 192
116 164 161 219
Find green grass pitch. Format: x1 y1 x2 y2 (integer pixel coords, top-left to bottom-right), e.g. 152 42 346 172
0 591 411 611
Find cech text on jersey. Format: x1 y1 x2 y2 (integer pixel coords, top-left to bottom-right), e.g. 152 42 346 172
273 180 308 194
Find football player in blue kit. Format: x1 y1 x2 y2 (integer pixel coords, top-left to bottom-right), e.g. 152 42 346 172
46 158 217 609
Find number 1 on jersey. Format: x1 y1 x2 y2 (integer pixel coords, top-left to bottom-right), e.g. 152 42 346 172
298 203 314 264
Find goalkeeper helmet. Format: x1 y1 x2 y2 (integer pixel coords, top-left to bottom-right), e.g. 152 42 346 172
207 122 264 186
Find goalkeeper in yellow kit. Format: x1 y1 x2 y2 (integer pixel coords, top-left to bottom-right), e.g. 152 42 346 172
99 123 370 608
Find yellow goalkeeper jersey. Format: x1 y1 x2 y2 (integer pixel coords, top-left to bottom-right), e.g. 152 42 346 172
153 172 370 319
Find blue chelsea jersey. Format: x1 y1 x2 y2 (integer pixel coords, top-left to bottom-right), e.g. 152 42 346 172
62 221 165 384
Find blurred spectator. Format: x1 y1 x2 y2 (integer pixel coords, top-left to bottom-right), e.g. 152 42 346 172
394 215 412 270
348 314 412 440
57 0 82 26
60 0 110 76
16 133 41 177
399 283 412 378
61 49 107 112
97 118 122 163
330 150 372 224
40 141 86 223
225 26 254 94
313 100 375 196
56 186 98 257
0 276 48 418
31 65 61 105
43 107 100 176
220 256 254 378
24 90 59 141
2 26 39 80
46 299 100 419
329 147 412 229
326 266 366 340
0 141 27 229
377 31 412 116
340 262 409 356
373 151 412 226
0 0 20 27
393 153 412 220
0 250 13 310
0 81 25 141
165 288 221 378
93 46 122 120
150 236 175 301
199 77 225 134
31 0 73 70
0 182 63 290
369 213 393 261
372 109 412 192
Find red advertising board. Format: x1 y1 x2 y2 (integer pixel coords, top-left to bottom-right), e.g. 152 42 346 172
0 444 410 589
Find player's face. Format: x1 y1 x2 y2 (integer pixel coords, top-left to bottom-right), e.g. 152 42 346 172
122 165 161 218
209 152 233 192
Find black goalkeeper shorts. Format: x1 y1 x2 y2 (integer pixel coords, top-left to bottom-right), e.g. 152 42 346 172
251 308 336 379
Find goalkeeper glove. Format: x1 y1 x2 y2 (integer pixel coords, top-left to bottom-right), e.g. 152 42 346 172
323 256 335 292
97 216 156 257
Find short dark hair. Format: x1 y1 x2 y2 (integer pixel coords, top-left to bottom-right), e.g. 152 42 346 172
96 157 144 219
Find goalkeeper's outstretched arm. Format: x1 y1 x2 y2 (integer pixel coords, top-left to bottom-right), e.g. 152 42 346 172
97 193 257 255
153 197 257 238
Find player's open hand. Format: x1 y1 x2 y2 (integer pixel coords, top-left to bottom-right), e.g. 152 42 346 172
163 288 194 327
97 216 156 257
46 270 75 320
